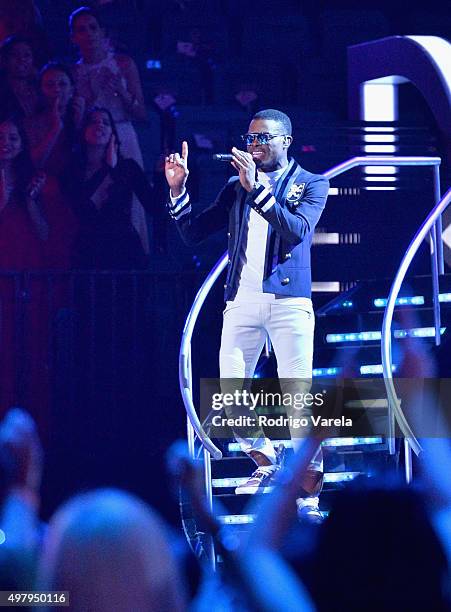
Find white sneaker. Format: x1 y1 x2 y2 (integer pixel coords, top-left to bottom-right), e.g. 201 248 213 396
296 496 324 525
235 464 279 495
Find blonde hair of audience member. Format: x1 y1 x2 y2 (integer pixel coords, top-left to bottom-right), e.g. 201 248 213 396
37 488 186 612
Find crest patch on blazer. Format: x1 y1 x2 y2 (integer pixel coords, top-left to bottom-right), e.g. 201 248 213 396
286 182 306 204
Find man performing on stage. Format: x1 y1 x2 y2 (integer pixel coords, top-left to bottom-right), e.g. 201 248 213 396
165 109 329 521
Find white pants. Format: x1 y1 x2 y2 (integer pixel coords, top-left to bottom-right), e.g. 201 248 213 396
219 299 322 469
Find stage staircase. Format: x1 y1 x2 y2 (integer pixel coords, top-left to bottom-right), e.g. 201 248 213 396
180 272 451 562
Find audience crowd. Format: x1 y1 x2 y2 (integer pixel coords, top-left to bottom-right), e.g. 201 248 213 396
0 3 154 273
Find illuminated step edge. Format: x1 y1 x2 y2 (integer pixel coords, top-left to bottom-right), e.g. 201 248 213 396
360 364 397 375
313 232 340 244
363 134 397 143
217 514 256 525
323 436 383 445
328 188 361 196
312 367 342 377
326 326 446 343
439 293 451 303
364 186 397 191
213 472 361 489
313 233 362 245
363 127 396 132
374 296 425 307
217 511 330 525
364 165 398 173
226 437 383 453
364 176 397 182
312 281 340 292
345 399 388 408
363 145 397 153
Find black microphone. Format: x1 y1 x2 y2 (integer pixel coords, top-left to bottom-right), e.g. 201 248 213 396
212 153 233 162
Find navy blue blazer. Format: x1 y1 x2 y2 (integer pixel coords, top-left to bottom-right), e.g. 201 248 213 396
169 158 329 301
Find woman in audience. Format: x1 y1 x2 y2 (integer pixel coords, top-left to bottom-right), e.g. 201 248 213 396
0 117 47 412
23 63 83 269
0 0 49 65
0 36 39 119
24 62 84 174
64 107 154 270
0 117 47 267
69 6 150 255
37 488 187 612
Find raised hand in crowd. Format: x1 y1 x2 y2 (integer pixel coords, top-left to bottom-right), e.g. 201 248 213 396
49 95 64 134
105 132 118 168
0 408 43 589
0 167 10 212
165 141 189 197
0 407 43 494
71 94 86 128
26 171 48 241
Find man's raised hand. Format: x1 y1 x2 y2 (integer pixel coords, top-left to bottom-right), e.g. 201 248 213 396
165 141 189 197
231 146 256 192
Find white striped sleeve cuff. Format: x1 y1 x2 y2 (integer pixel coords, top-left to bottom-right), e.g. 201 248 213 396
168 189 191 220
251 184 276 214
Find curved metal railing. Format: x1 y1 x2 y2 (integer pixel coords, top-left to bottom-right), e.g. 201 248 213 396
178 155 443 460
381 187 451 457
179 255 227 459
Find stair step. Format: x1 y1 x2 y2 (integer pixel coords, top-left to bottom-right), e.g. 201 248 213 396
213 481 365 515
316 275 451 317
212 471 361 490
224 436 385 453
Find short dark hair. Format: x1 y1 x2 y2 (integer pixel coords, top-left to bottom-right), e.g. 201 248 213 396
252 109 292 135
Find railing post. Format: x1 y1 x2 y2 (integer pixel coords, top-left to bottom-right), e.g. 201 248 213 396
203 447 216 570
433 165 444 275
386 336 396 456
429 223 442 346
404 438 413 484
186 344 196 458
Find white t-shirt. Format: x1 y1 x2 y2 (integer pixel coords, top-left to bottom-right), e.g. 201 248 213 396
233 167 312 308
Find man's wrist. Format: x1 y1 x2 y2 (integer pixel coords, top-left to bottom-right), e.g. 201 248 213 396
170 185 186 198
245 180 260 194
249 182 276 214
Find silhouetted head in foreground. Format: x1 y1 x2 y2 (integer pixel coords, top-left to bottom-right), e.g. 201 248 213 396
37 488 187 612
305 478 450 612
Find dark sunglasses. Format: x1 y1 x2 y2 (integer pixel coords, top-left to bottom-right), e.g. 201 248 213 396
240 132 287 146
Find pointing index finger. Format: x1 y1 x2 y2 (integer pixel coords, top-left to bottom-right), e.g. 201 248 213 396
182 140 189 162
